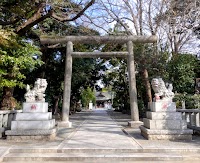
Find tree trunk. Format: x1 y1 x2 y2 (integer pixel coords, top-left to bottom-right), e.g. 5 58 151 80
39 49 48 78
53 96 60 115
174 40 179 55
0 87 16 110
142 68 152 105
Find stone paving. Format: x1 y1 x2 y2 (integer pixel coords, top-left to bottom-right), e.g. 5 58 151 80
0 108 200 162
58 109 140 150
107 110 200 150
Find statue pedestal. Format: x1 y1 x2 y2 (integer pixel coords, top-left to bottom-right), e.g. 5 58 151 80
5 102 57 141
22 102 48 112
139 101 193 140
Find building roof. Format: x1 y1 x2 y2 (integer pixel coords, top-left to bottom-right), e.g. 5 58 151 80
96 91 112 101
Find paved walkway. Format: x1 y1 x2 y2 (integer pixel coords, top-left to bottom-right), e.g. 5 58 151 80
0 109 140 161
58 109 140 149
1 109 200 162
107 110 200 150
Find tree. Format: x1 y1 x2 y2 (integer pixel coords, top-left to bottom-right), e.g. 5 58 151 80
82 0 170 106
156 0 200 55
0 29 42 110
0 0 97 111
0 0 95 37
104 59 130 113
80 87 95 108
167 54 200 94
22 22 102 114
82 0 200 107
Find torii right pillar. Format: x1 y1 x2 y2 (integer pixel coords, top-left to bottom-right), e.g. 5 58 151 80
127 41 143 128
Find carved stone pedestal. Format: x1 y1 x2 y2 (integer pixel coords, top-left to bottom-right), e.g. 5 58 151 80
5 102 57 140
139 101 193 140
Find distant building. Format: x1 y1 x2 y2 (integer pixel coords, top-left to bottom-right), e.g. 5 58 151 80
95 91 113 108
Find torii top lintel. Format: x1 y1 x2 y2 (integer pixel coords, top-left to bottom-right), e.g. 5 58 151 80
40 35 157 45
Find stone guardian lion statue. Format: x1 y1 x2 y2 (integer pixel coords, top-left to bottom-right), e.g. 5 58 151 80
151 78 174 101
24 78 48 102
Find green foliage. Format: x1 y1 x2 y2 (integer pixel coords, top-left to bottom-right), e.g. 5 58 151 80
167 54 199 94
80 87 96 108
134 43 169 78
99 27 130 112
0 0 88 31
0 0 36 29
137 99 146 118
31 43 101 110
0 0 99 111
174 93 200 109
0 29 43 89
101 57 130 113
101 41 169 115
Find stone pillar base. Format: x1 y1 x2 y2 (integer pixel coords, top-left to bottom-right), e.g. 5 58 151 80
57 121 72 128
140 125 193 140
5 128 57 141
140 101 193 140
7 134 56 141
128 121 143 129
141 131 192 140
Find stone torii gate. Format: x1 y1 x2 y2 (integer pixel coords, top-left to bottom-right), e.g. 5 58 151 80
40 35 157 128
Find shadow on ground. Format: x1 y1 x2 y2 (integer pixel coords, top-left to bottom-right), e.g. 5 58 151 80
107 109 200 149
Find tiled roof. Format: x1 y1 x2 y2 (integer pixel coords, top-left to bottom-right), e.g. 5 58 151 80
96 92 112 101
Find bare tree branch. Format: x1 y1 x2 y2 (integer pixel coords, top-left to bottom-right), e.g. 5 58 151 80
148 0 154 34
51 0 95 22
123 0 139 35
83 14 112 34
16 2 48 34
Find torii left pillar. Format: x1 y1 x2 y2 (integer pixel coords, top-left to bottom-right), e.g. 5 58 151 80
57 41 73 127
127 41 143 128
